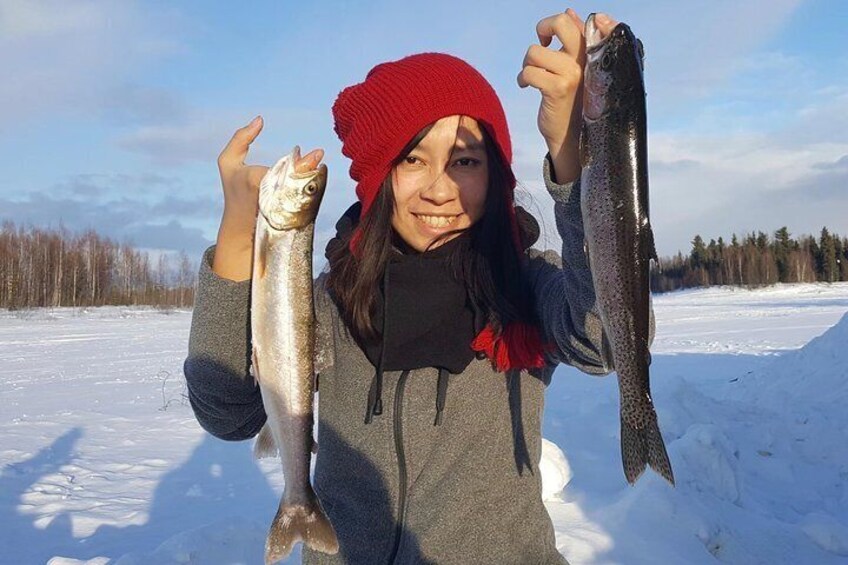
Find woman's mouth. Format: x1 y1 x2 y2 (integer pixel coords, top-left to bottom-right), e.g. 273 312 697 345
414 214 459 229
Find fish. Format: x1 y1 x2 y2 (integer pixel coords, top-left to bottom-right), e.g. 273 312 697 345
579 14 675 486
249 145 339 563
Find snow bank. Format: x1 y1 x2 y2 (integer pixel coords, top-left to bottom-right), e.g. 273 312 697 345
540 438 572 501
4 284 848 564
112 517 271 565
742 311 848 408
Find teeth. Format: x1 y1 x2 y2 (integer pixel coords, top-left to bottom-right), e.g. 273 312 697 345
416 215 457 228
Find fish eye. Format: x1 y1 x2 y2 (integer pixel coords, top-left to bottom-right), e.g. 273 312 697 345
304 183 316 195
601 52 614 70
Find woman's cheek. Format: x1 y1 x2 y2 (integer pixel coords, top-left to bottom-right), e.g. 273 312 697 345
466 177 489 223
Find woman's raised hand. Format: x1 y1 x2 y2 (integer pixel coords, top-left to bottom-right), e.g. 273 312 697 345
517 9 618 184
217 116 270 244
212 116 269 281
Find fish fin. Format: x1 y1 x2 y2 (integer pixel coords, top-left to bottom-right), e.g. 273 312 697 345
254 423 278 459
600 330 616 372
620 411 675 487
265 499 339 564
579 122 590 169
251 347 261 385
258 230 269 279
642 223 658 262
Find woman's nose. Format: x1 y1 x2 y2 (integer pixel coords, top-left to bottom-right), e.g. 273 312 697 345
419 171 457 205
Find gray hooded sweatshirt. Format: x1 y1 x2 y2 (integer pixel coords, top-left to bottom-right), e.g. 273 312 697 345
183 158 644 564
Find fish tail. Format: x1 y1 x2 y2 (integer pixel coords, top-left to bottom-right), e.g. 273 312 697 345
621 414 675 487
265 499 339 564
645 418 675 486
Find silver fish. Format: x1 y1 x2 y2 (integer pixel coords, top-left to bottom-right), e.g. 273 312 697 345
580 14 675 486
250 146 338 562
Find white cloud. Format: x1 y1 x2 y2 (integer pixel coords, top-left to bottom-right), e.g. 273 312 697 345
648 133 848 255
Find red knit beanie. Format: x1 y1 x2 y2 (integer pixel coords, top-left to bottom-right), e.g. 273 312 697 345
332 52 522 255
332 52 549 371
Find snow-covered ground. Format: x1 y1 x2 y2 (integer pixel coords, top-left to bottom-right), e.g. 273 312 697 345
1 283 847 564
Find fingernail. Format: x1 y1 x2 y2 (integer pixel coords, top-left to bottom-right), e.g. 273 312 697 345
249 115 261 127
596 13 610 25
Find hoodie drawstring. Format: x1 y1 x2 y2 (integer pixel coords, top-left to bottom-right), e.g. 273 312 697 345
365 265 390 424
434 367 449 426
364 263 452 426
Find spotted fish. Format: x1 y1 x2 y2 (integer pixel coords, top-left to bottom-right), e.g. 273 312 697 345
580 14 675 486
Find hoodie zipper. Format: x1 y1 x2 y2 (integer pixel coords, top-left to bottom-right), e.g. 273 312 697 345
388 369 410 564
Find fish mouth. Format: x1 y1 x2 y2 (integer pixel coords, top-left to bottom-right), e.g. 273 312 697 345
585 13 606 52
585 13 632 54
291 145 325 179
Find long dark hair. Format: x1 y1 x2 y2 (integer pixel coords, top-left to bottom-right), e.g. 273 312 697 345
326 118 538 346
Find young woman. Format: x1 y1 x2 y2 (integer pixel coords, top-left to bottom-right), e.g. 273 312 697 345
185 10 625 565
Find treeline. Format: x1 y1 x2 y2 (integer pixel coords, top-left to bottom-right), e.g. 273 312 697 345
4 221 845 307
652 227 848 292
0 221 197 310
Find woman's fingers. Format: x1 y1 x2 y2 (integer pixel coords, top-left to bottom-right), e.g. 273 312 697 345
593 13 619 38
522 43 573 77
218 115 264 173
535 8 585 61
566 8 582 28
517 51 582 95
295 148 325 173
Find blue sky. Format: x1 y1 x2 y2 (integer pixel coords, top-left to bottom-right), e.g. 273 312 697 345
1 0 846 262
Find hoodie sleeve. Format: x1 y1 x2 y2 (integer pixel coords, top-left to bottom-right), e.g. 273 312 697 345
183 244 266 441
313 271 335 376
525 154 656 376
183 245 335 441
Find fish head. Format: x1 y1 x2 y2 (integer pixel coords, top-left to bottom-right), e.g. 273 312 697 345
583 14 645 121
258 146 328 230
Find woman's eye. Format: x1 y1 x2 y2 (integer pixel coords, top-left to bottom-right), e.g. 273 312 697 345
404 156 420 165
454 158 480 167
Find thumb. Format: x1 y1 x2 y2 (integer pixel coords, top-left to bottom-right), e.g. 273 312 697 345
218 115 264 169
246 165 270 191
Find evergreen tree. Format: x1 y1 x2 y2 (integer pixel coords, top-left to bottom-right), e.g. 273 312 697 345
691 235 707 269
756 231 769 251
833 237 845 282
717 237 727 285
773 226 791 282
707 238 720 284
820 227 838 282
809 235 822 278
842 237 848 281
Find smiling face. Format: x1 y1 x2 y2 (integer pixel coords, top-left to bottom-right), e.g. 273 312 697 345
390 115 490 252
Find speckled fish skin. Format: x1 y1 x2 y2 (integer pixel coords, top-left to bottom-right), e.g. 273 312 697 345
249 147 338 563
580 15 674 487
